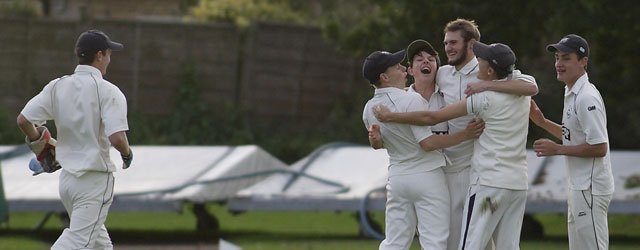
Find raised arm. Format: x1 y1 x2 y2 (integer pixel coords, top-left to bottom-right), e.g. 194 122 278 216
529 100 562 139
374 99 468 126
465 71 538 96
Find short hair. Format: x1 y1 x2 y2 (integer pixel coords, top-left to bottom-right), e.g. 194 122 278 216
493 67 511 79
77 48 98 65
444 18 481 42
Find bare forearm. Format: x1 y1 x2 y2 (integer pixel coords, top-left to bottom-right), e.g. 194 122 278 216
557 143 608 158
489 79 538 96
536 118 563 139
109 131 131 155
17 114 39 141
420 132 469 152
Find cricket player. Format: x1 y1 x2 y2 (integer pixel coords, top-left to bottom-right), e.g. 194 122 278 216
529 34 614 250
437 19 538 250
362 49 483 250
374 41 535 249
17 29 132 250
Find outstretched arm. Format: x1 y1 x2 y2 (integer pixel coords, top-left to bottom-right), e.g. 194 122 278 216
465 79 538 96
419 119 484 151
374 99 468 126
529 100 562 139
465 72 538 96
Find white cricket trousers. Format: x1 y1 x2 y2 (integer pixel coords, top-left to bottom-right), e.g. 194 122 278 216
379 167 450 250
568 189 611 250
445 166 470 250
459 184 526 250
52 170 114 250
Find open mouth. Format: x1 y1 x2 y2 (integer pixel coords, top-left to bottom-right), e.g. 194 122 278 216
420 67 431 74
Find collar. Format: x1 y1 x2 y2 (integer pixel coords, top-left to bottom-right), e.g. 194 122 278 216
564 73 589 97
374 87 407 95
408 82 441 93
74 65 103 79
451 57 478 76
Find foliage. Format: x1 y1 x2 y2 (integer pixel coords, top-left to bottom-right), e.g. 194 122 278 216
188 0 304 28
0 0 41 18
127 62 368 163
317 0 640 149
0 109 25 144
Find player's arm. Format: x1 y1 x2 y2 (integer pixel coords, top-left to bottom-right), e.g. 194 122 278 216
419 118 484 151
465 71 538 96
109 131 130 156
529 100 562 139
374 100 468 126
533 139 607 157
17 114 40 141
368 124 383 149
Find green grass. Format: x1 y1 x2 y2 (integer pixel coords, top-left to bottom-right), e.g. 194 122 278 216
1 204 640 250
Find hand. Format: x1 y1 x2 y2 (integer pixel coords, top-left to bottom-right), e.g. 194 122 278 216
533 138 560 157
465 81 490 96
529 100 546 126
373 105 392 122
368 124 383 149
121 148 133 169
26 126 56 162
464 118 485 139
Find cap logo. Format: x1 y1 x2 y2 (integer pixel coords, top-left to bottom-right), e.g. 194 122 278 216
579 47 585 53
492 59 498 65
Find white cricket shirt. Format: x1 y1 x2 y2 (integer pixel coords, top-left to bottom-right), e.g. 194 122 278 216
437 57 536 172
407 83 449 134
363 87 446 177
21 65 129 176
562 73 614 195
465 78 533 190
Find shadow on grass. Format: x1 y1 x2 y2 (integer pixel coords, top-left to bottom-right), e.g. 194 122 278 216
520 235 640 245
0 228 219 245
2 228 639 246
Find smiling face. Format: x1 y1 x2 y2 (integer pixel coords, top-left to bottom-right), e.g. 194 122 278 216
408 51 438 83
444 30 474 67
554 51 587 86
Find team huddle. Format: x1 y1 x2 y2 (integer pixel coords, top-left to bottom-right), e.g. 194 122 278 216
362 19 614 250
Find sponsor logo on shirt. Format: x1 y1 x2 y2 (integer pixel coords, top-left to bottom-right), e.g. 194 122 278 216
562 124 571 141
588 105 596 111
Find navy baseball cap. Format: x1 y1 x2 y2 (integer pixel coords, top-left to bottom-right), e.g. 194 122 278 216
546 34 589 57
362 50 406 84
76 30 124 57
406 39 440 66
473 41 516 71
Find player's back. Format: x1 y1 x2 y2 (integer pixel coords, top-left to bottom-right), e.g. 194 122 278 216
467 90 530 190
50 65 120 174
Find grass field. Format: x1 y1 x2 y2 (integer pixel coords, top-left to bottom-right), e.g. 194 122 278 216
1 203 639 249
